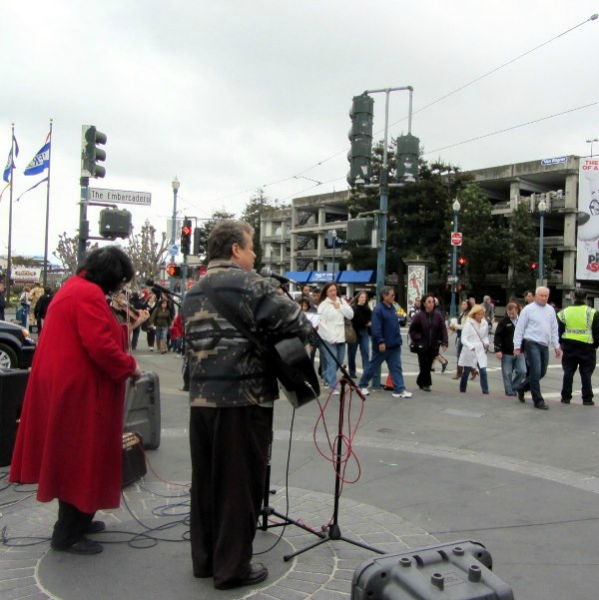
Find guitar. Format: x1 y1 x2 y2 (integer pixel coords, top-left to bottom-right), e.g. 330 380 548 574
270 337 320 408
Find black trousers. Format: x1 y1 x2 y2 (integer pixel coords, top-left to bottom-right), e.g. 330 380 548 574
416 347 438 388
561 344 596 402
51 500 95 549
189 405 271 588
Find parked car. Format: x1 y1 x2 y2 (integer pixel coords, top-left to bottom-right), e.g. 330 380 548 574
394 303 407 326
0 321 36 369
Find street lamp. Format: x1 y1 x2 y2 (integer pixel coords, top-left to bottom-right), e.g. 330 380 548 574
328 229 338 276
587 138 598 158
537 197 547 286
449 199 461 319
170 176 180 291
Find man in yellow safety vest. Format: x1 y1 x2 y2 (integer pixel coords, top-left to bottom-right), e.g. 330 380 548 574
557 289 599 406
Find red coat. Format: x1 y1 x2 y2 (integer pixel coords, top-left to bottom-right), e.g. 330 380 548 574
9 275 137 513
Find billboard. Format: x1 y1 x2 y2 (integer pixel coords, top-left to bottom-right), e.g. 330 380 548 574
576 158 599 280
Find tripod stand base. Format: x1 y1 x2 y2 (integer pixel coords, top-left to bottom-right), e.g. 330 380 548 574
283 523 384 562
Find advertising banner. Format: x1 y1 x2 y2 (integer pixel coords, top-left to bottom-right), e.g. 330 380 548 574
576 158 599 280
13 267 42 285
406 264 426 306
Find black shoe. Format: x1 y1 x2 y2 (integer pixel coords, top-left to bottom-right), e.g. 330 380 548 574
86 520 106 534
517 389 525 403
534 402 549 410
419 386 431 392
52 537 103 555
561 399 571 404
214 563 269 590
583 400 595 406
179 386 189 392
441 362 448 373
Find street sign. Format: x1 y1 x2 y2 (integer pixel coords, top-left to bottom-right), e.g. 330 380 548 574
89 187 152 206
447 275 458 284
541 156 567 166
169 244 179 256
450 232 462 246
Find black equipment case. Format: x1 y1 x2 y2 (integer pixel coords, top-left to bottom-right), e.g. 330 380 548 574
351 540 514 600
124 371 161 450
0 369 29 467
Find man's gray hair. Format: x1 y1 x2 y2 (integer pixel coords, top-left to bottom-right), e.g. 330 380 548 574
207 220 254 260
379 286 395 301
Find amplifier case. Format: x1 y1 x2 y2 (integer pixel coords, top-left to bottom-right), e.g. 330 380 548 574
122 432 147 487
351 540 514 600
124 371 161 450
0 369 30 467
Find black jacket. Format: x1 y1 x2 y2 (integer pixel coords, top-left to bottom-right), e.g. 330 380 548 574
493 315 517 354
351 303 371 332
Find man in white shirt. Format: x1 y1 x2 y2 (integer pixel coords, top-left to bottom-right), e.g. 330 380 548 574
513 286 562 410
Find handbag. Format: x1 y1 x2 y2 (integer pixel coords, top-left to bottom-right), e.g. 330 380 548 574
344 318 357 344
409 339 428 354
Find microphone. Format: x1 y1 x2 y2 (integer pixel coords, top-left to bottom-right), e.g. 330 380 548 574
145 278 182 298
259 267 298 285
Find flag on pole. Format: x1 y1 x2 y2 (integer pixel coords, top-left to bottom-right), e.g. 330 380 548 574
24 131 51 176
2 134 19 183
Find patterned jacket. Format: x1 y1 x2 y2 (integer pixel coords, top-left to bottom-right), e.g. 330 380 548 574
182 260 311 408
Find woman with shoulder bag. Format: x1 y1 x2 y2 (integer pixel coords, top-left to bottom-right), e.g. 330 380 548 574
408 294 448 392
457 305 490 394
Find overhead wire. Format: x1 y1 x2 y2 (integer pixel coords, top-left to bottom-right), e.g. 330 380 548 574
196 13 597 207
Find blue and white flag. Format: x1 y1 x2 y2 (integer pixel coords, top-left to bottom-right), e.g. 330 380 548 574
24 140 51 176
2 135 19 183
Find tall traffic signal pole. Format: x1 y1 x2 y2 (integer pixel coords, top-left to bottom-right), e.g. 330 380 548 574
78 125 107 266
362 86 414 296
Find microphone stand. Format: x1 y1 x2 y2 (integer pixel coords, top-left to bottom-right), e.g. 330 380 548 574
259 284 384 560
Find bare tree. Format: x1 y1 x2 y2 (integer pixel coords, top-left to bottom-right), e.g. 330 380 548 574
126 220 169 287
53 233 99 276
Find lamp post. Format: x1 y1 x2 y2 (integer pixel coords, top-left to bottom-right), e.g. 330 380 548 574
449 198 461 319
587 138 598 158
328 229 338 276
170 176 180 291
537 197 547 286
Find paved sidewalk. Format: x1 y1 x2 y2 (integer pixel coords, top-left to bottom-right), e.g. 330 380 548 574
2 340 599 599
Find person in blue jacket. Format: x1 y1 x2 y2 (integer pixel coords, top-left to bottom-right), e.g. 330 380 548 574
358 287 412 398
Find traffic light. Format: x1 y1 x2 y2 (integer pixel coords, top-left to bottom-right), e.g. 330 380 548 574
347 94 374 186
458 256 467 275
167 264 182 277
193 227 207 255
395 133 420 184
530 262 537 270
81 125 107 179
181 219 192 255
98 208 132 239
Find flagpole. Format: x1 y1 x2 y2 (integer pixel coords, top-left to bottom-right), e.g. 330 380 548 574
43 119 53 287
6 123 15 306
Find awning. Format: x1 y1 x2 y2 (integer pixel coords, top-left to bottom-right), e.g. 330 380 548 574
284 271 312 283
337 270 374 284
308 271 337 283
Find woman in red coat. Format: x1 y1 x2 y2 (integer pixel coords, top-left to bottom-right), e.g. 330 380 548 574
10 246 141 555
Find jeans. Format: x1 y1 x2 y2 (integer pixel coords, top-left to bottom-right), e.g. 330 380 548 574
500 354 526 395
359 346 405 393
322 341 346 390
460 366 489 393
347 329 370 377
518 340 549 405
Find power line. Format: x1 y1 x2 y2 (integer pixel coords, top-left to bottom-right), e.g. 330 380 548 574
424 99 599 155
199 13 597 207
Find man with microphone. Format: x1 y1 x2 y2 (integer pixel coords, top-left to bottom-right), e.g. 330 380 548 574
182 220 311 591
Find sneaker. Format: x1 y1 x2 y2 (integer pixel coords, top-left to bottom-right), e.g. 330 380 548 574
360 388 370 396
393 390 413 398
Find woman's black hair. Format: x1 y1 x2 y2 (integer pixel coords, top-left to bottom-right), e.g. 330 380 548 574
77 246 135 294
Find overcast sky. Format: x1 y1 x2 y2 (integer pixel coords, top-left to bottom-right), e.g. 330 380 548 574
1 0 598 260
